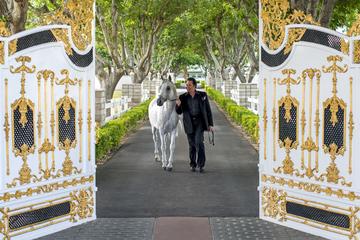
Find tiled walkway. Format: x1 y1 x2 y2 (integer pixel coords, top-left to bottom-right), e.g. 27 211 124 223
39 217 326 240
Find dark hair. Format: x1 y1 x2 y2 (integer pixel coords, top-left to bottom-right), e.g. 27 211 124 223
187 77 197 87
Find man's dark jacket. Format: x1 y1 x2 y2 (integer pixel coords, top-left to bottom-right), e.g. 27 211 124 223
176 91 213 134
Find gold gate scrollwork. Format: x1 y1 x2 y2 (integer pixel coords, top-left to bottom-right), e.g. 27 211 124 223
0 21 17 64
274 69 300 175
260 0 318 52
262 187 286 221
37 70 56 180
44 0 94 52
0 208 9 240
70 187 94 222
10 56 36 185
341 14 360 63
56 69 80 176
300 69 320 178
320 55 348 185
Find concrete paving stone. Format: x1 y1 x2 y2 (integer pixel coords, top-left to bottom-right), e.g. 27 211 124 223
210 217 326 240
38 218 155 240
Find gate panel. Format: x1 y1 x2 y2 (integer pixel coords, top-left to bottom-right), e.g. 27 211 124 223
259 1 360 239
0 2 96 239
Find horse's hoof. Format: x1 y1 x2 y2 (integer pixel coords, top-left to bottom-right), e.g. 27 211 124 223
155 158 161 162
163 167 167 171
167 167 173 172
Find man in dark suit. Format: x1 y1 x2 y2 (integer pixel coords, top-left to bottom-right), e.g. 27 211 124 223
175 77 214 173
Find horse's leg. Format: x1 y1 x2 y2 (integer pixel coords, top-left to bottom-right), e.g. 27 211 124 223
152 126 161 162
159 129 167 170
166 129 177 171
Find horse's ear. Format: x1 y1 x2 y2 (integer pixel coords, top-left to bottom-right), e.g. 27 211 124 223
168 75 172 82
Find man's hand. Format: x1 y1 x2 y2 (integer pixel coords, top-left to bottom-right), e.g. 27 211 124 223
176 98 181 107
208 126 214 132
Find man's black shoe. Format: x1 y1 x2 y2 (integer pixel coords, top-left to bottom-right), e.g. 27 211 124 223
199 168 204 173
190 167 196 172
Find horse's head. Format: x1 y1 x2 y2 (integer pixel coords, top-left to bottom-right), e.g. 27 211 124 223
157 75 177 106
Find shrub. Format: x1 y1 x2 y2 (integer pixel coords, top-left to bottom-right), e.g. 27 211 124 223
205 86 259 143
95 98 153 161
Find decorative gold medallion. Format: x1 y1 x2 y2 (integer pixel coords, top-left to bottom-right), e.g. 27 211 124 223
262 187 286 221
70 187 94 222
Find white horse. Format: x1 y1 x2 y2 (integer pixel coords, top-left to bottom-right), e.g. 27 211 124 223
148 75 179 171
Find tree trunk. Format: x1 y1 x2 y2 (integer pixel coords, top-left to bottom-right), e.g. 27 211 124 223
183 67 189 80
247 66 257 83
0 0 29 34
318 0 337 27
233 65 246 83
105 69 125 100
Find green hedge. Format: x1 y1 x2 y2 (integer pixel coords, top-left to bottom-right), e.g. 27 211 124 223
96 98 153 161
175 81 182 88
205 86 259 143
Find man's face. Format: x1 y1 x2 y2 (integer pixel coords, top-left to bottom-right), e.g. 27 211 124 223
186 80 195 93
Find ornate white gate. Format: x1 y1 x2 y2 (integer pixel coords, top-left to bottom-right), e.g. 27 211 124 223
0 2 96 239
259 1 360 239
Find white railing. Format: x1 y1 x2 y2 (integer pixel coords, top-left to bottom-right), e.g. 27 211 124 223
230 89 240 105
229 83 259 113
248 97 258 114
141 89 150 102
105 96 131 123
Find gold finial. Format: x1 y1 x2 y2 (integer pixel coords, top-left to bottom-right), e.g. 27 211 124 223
278 69 300 95
56 69 79 95
323 55 348 95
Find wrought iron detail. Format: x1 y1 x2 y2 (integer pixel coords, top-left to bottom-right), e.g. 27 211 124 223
8 202 70 230
286 201 350 229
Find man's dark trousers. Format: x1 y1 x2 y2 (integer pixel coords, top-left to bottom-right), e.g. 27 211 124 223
186 117 205 168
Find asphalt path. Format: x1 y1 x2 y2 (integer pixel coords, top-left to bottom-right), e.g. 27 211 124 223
96 91 259 217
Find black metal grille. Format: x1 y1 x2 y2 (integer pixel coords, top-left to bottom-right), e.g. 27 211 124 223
68 48 93 67
13 106 34 151
9 201 70 230
261 47 290 67
13 30 93 67
58 104 76 144
261 29 345 67
323 104 344 150
15 30 57 53
278 103 297 144
300 29 343 52
286 201 350 229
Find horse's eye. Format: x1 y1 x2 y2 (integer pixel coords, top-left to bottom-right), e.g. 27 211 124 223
166 86 170 91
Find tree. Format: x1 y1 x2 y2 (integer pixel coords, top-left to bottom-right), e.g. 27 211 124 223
96 0 193 100
183 0 258 83
330 0 360 30
152 12 204 79
0 0 29 33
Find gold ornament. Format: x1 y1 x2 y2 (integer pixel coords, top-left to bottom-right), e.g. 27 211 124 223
261 0 318 51
70 188 94 222
262 187 286 221
44 0 94 51
0 21 17 64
